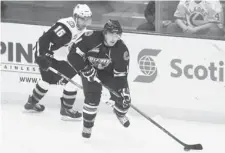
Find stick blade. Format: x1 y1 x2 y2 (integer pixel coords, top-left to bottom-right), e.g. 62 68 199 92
184 144 203 151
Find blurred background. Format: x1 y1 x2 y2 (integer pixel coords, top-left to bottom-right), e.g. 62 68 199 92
1 1 225 40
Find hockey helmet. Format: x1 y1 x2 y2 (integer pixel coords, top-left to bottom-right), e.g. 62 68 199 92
73 4 92 18
103 19 122 35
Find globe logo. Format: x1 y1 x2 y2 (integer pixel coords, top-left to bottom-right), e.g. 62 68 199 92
139 55 157 76
134 49 161 83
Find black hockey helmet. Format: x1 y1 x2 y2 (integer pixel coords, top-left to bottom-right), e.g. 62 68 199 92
103 19 122 35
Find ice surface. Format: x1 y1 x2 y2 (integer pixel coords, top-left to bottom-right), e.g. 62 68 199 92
1 103 225 153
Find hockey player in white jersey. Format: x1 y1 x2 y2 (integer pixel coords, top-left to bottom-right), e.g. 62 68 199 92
24 4 92 120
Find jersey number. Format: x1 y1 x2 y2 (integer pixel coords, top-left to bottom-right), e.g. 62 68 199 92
54 26 66 37
214 13 220 21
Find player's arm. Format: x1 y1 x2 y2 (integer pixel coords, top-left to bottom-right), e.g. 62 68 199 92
194 22 217 33
113 43 131 105
67 40 87 72
174 0 189 31
37 22 72 56
113 51 129 89
34 22 72 71
67 33 96 82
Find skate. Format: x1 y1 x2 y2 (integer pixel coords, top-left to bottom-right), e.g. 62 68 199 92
82 127 92 138
60 98 82 121
24 96 45 112
114 110 130 127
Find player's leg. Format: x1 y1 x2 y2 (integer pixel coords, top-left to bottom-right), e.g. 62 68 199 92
24 80 49 112
58 61 82 120
81 77 102 138
111 92 130 128
24 59 60 112
99 73 130 127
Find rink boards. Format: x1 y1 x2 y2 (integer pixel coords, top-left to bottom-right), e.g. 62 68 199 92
1 22 225 123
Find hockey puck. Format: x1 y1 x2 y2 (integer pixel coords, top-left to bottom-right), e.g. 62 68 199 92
184 148 190 151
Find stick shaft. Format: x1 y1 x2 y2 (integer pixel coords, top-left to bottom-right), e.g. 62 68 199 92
49 69 201 150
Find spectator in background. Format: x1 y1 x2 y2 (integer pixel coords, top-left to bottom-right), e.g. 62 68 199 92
220 0 225 33
167 0 225 37
137 1 155 31
1 1 6 18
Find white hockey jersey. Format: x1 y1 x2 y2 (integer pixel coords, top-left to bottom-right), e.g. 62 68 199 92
54 17 86 60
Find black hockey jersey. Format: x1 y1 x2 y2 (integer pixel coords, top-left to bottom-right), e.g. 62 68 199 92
69 30 130 88
37 17 86 55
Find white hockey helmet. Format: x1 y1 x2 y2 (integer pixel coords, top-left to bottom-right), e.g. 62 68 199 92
73 4 92 18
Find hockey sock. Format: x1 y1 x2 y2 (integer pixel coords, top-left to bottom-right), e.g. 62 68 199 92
31 80 49 104
83 103 98 128
61 90 77 109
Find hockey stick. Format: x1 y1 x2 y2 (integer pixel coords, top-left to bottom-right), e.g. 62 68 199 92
49 67 202 151
48 67 83 89
93 78 203 151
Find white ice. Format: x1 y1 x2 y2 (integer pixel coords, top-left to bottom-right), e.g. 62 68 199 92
1 103 225 153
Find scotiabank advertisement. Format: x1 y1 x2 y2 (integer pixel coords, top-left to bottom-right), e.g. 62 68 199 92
122 33 225 122
1 23 225 122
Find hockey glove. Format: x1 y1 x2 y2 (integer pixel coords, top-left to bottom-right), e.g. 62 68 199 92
80 65 97 82
35 52 53 71
118 88 131 108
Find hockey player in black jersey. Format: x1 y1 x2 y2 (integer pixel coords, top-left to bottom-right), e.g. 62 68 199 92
68 20 131 138
24 4 92 121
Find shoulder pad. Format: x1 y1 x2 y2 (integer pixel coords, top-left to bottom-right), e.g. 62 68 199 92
123 50 129 61
121 42 129 61
115 40 129 61
57 17 76 29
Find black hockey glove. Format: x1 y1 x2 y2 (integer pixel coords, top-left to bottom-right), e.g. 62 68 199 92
118 88 131 108
35 52 53 71
80 65 97 82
